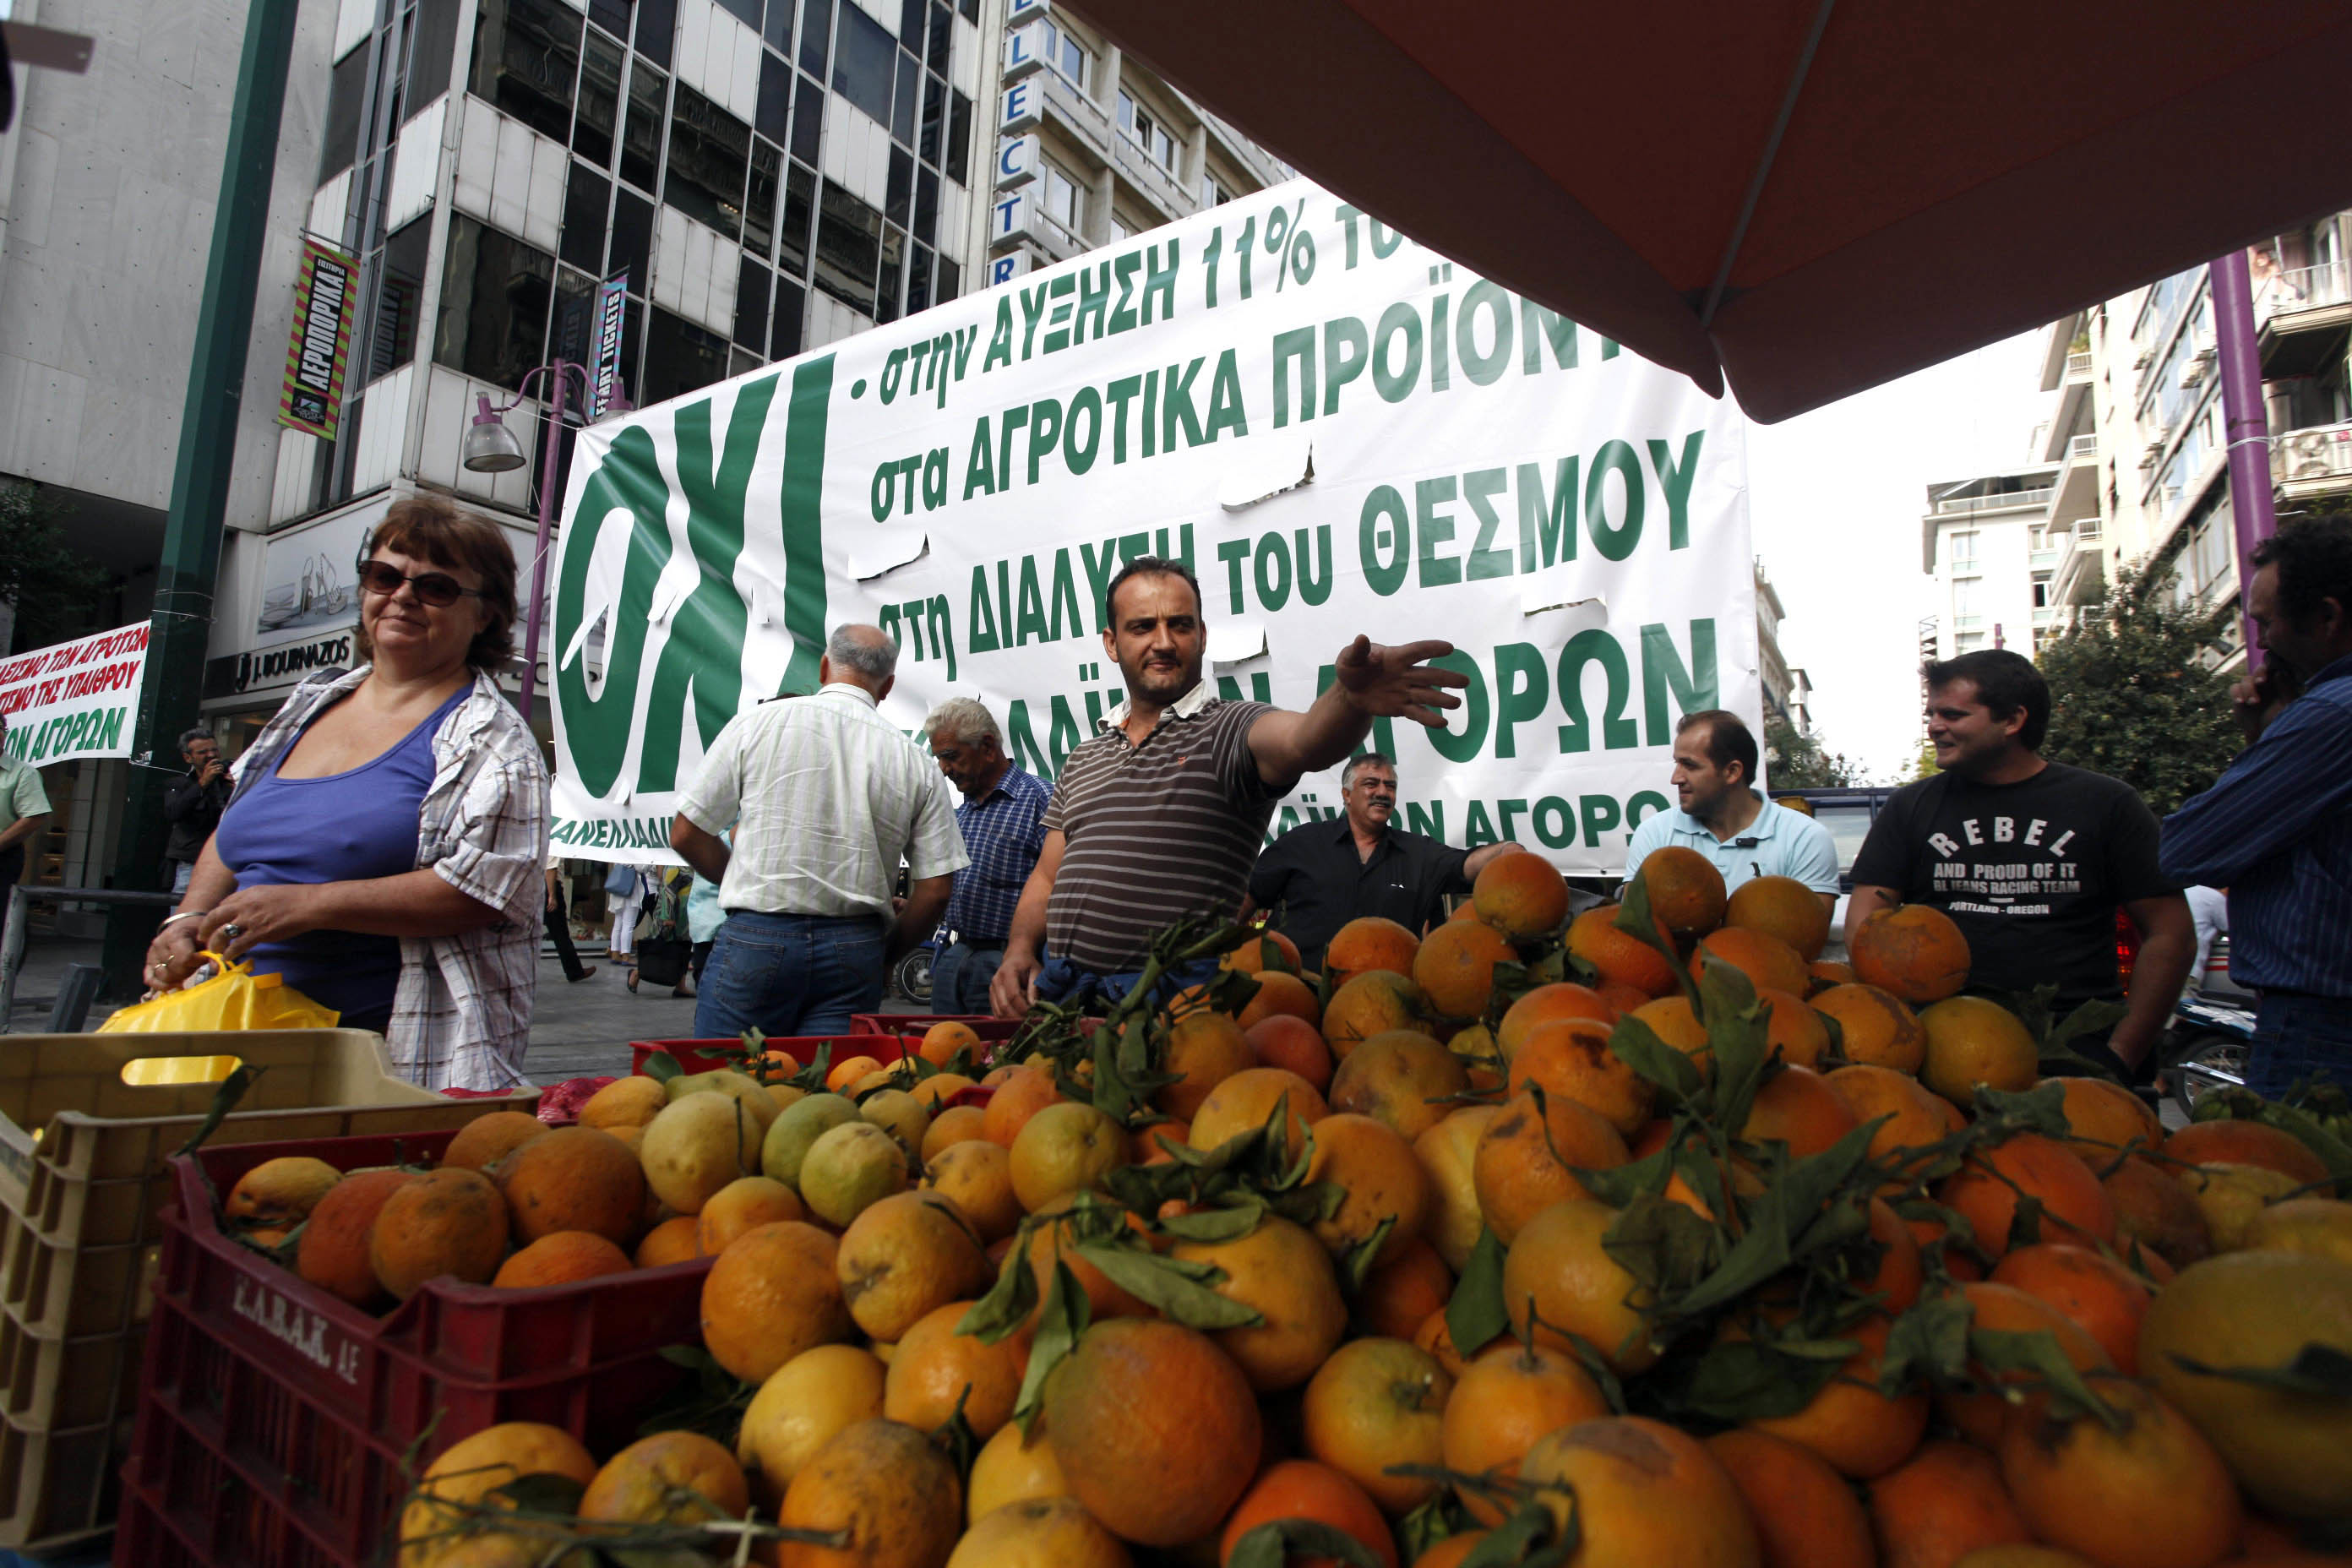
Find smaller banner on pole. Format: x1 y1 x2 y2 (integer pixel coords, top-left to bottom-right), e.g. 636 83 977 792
590 271 629 419
0 623 153 765
278 237 357 440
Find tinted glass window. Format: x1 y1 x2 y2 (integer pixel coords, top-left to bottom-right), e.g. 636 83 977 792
790 75 825 165
551 264 599 366
745 139 780 259
945 88 971 181
957 0 975 21
936 255 958 302
906 242 931 317
913 166 937 245
831 3 893 124
764 0 795 53
756 51 792 142
320 47 368 182
635 0 676 66
406 0 461 112
561 163 611 272
779 161 815 277
574 31 623 166
899 0 926 49
890 50 917 144
798 0 831 78
436 215 555 392
666 85 750 238
588 0 631 41
885 146 912 226
813 177 881 315
714 0 763 29
370 216 433 378
470 0 582 143
609 187 655 291
770 279 804 359
918 72 943 166
621 60 667 191
734 257 771 348
641 305 730 404
925 1 949 73
874 223 904 324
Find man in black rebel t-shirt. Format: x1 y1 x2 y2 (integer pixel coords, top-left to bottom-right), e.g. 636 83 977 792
1847 651 2193 1077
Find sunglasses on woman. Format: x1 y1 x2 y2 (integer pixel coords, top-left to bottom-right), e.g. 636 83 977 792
356 559 485 607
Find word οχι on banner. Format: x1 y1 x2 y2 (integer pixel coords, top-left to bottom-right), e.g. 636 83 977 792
546 179 1757 875
0 622 153 765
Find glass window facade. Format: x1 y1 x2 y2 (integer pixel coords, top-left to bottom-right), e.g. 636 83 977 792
471 0 584 144
308 0 977 514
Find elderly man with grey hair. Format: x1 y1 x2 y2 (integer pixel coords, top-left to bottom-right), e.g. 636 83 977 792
671 624 968 1036
922 695 1050 1014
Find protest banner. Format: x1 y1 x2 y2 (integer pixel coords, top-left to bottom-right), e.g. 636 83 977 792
0 622 153 765
547 179 1755 874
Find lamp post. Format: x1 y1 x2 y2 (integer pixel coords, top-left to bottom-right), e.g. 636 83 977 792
462 363 632 724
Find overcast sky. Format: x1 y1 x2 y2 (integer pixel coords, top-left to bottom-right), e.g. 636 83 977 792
1743 329 2056 783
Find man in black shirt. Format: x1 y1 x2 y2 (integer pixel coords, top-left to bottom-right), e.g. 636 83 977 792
1247 751 1522 972
161 727 230 896
1848 650 2192 1076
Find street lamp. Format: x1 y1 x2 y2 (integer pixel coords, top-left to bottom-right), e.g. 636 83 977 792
462 364 630 724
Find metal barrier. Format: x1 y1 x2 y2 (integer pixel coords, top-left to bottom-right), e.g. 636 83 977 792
0 884 179 1032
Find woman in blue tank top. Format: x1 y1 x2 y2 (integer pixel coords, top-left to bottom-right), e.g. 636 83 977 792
140 497 549 1089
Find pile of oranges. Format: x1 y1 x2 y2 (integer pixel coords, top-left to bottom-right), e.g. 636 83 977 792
364 845 2352 1568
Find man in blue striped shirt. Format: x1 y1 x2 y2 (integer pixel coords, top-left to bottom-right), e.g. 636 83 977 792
2162 520 2352 1096
924 697 1051 1015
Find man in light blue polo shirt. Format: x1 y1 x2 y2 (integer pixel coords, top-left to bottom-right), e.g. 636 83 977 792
1622 709 1838 906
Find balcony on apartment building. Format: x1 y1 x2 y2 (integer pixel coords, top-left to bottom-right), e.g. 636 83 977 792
2051 523 2107 607
2254 259 2352 378
2273 419 2352 501
2044 432 2101 534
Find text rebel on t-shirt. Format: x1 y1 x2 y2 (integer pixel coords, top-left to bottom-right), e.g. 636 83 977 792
1848 762 2177 1013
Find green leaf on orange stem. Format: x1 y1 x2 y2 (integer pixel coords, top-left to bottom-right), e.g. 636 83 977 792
1446 1227 1509 1358
1010 1259 1092 1435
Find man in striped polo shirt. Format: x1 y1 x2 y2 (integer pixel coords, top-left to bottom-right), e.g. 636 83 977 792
988 557 1464 1015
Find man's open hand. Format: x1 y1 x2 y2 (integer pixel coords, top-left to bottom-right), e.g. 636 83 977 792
1332 636 1466 727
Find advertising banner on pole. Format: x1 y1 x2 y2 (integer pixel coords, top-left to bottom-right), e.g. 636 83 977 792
0 623 153 764
547 179 1756 874
590 272 630 420
277 237 357 440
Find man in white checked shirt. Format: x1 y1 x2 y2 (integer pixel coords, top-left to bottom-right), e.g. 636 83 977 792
670 625 968 1037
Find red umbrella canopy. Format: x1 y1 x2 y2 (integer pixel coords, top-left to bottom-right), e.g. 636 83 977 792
1078 0 2352 420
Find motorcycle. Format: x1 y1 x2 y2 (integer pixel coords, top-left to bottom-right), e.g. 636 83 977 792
890 926 941 1007
2164 990 2255 1120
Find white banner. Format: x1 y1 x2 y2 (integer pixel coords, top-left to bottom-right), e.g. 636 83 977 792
548 179 1756 875
0 622 152 764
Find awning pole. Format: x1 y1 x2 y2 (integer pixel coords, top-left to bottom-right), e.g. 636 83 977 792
2208 249 2277 667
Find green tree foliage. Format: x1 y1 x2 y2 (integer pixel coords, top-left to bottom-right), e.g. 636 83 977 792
1763 716 1859 788
0 485 113 652
1911 740 1941 781
2036 563 2240 814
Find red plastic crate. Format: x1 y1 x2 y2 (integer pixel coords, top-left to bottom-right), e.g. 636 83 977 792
627 1037 922 1078
120 1129 712 1568
851 1013 1024 1043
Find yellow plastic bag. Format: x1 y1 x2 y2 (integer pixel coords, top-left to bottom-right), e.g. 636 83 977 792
98 951 341 1037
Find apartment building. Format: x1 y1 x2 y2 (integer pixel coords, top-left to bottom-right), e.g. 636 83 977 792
2026 210 2352 657
1918 467 2057 664
1754 559 1811 736
975 0 1290 289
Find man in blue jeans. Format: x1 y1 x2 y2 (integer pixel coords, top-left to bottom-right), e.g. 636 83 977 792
670 625 967 1038
923 697 1048 1015
2163 520 2352 1095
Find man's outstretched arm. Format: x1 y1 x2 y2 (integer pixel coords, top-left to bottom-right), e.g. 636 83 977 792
1249 635 1465 787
